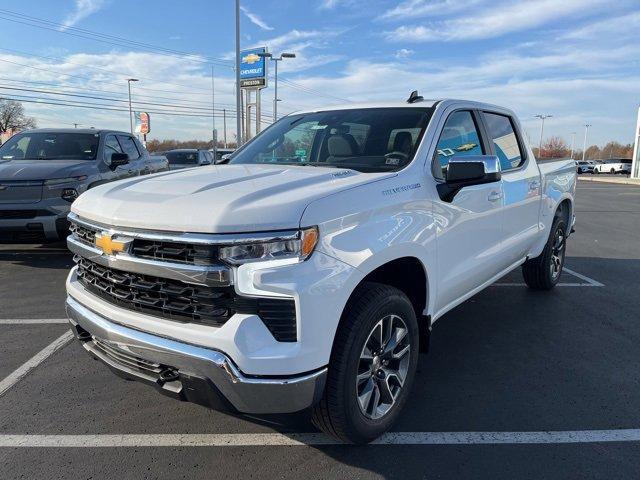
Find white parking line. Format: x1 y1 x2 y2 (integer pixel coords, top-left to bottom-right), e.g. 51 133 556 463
493 267 604 287
0 319 68 325
0 331 73 397
0 429 639 447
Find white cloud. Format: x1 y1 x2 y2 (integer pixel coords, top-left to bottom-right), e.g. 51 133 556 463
240 6 274 31
319 0 340 8
379 0 482 21
395 48 414 58
385 0 608 42
60 0 105 31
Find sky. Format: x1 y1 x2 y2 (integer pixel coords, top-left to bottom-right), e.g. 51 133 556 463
0 0 638 147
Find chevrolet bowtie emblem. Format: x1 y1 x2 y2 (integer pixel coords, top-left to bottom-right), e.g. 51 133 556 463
94 233 131 255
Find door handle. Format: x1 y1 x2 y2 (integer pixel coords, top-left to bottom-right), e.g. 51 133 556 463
488 191 503 202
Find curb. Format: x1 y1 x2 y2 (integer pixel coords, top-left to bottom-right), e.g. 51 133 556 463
578 176 640 186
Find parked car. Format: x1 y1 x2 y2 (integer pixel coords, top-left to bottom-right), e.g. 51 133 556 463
210 148 235 163
0 129 168 242
164 149 213 170
592 158 632 174
576 160 594 174
64 98 576 443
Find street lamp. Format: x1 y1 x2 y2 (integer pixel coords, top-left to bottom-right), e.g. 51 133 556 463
534 114 552 158
569 132 577 159
259 52 296 122
127 78 139 134
582 124 592 162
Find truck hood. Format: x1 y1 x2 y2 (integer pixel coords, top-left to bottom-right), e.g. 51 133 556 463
72 164 394 233
0 159 93 182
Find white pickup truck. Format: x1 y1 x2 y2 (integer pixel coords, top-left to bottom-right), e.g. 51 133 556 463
65 97 576 443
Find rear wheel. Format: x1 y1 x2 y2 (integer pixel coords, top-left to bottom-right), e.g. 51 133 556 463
311 282 419 444
522 217 567 290
610 168 616 174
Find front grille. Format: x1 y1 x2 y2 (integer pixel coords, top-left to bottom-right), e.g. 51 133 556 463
69 222 96 244
75 257 297 341
131 239 218 265
0 210 38 219
69 221 219 266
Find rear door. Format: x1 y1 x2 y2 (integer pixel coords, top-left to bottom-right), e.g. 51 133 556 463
481 111 541 265
432 109 506 314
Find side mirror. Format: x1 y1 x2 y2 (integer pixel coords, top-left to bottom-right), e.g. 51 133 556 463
107 153 129 169
438 155 501 202
446 155 501 184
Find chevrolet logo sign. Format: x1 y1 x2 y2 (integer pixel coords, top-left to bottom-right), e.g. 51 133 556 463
242 53 261 64
94 233 131 255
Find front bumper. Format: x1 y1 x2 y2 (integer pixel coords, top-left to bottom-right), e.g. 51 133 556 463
66 296 327 414
0 202 70 241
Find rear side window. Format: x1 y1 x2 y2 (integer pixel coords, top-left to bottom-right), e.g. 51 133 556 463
433 110 484 179
116 135 141 160
483 113 524 170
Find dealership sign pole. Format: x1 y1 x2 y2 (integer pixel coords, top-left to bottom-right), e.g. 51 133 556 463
239 46 268 141
134 112 150 147
632 106 640 179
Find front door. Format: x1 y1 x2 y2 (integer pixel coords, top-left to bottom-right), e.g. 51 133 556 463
432 109 505 315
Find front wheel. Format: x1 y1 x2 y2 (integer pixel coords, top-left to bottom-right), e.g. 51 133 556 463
311 282 419 444
522 217 567 290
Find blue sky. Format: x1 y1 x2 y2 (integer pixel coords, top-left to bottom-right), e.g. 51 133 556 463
0 0 638 147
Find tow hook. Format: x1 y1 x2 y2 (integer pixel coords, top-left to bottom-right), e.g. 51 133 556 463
158 368 180 383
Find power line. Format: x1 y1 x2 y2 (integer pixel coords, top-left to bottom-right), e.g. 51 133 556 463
0 10 351 105
0 9 233 68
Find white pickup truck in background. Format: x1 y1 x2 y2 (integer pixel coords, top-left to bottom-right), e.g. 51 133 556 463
65 96 576 443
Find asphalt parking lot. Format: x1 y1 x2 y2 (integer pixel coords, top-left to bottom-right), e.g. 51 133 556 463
1 180 639 479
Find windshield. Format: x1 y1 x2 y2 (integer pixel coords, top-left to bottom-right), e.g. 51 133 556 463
229 107 433 173
0 132 100 161
165 151 198 165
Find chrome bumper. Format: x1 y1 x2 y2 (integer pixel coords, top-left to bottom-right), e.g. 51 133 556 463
66 296 326 414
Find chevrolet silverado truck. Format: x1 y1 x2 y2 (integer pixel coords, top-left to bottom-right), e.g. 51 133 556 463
65 97 576 443
0 129 168 242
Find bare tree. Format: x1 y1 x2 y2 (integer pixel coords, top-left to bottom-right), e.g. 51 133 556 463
540 136 570 159
0 100 36 137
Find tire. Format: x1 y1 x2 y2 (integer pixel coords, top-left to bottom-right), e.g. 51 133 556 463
522 217 567 290
311 282 419 444
610 168 615 174
593 168 599 174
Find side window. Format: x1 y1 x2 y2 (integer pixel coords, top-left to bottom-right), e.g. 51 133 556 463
483 112 524 171
433 111 484 179
103 135 123 162
116 135 141 160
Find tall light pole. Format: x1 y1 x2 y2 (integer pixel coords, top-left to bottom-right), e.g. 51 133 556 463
234 0 242 146
534 114 552 158
582 124 592 161
127 78 138 134
569 131 577 159
223 108 227 148
259 52 296 122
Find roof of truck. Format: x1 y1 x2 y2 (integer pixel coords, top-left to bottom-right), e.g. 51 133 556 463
20 128 130 135
288 99 514 116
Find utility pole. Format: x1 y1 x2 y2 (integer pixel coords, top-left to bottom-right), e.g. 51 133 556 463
582 124 591 162
570 131 576 159
211 64 217 157
534 114 552 158
235 0 242 146
223 109 227 148
127 78 138 134
73 123 81 129
258 52 296 122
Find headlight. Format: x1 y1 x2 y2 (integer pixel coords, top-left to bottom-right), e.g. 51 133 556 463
44 175 88 187
219 227 318 265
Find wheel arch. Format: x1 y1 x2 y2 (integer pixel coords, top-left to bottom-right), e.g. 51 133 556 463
338 256 432 353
